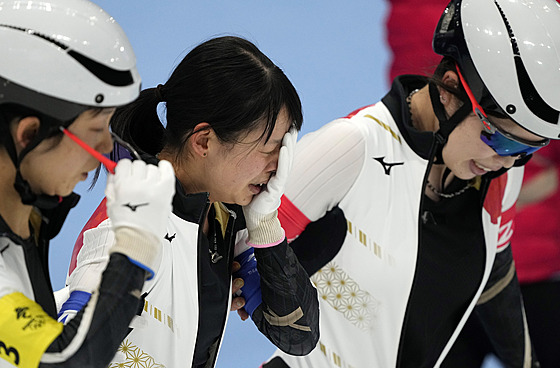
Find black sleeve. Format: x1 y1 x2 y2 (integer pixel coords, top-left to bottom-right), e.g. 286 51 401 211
289 206 347 276
474 246 540 367
41 253 145 367
251 240 320 356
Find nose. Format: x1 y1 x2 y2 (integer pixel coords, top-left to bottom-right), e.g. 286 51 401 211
98 127 113 154
496 154 517 169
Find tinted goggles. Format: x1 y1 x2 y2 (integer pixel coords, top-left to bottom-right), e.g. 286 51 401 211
455 64 549 157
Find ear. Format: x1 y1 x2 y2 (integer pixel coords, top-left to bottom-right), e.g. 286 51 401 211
437 70 460 106
189 122 213 158
13 116 41 151
437 71 462 118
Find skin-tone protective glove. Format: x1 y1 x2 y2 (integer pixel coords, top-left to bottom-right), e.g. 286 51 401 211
105 159 175 279
243 127 297 248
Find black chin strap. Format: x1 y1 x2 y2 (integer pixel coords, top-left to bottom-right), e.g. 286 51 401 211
13 170 62 209
429 82 472 164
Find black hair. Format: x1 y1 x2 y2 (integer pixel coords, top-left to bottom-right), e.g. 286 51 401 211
110 36 303 161
0 105 30 148
0 104 65 153
0 105 105 146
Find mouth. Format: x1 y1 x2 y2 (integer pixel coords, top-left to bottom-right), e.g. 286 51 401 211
248 182 267 195
471 161 497 175
80 161 101 181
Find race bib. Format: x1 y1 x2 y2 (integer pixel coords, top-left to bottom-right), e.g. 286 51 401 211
0 292 63 367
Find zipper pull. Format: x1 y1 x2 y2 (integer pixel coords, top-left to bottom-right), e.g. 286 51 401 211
210 250 223 263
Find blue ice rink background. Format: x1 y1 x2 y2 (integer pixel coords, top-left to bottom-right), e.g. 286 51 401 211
49 1 503 367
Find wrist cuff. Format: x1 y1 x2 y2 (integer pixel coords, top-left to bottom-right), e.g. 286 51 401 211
109 227 161 280
246 211 285 248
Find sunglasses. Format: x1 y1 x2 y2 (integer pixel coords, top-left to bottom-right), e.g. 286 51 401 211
59 126 141 174
454 64 549 157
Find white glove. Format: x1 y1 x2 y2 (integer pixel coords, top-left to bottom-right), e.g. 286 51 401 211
243 127 297 248
105 159 175 279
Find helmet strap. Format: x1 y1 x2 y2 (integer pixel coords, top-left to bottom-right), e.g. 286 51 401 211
429 82 472 164
13 169 62 209
6 114 65 209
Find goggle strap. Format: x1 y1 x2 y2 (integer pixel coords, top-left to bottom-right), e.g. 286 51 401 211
455 63 488 119
474 107 496 134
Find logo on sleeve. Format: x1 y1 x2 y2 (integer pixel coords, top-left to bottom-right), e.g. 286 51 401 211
373 156 404 175
164 233 176 243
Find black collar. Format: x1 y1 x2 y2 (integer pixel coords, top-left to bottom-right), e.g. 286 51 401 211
381 75 530 172
381 75 436 160
0 192 81 243
141 153 210 226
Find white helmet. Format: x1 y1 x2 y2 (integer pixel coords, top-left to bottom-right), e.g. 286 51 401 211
0 0 140 122
433 0 560 139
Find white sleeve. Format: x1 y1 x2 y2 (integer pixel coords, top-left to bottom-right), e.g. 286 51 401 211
66 219 114 293
284 118 366 222
503 165 524 212
495 166 524 252
234 229 251 258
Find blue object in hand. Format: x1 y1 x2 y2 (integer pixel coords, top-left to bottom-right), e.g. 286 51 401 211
233 248 263 316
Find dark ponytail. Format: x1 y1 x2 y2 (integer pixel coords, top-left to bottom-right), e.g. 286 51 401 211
110 87 166 158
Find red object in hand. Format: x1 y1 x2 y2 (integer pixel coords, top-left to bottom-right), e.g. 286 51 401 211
60 127 117 174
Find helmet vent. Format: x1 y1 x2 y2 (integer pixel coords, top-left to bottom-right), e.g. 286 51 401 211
493 1 559 126
493 1 519 55
0 24 68 49
67 50 134 87
1 24 134 88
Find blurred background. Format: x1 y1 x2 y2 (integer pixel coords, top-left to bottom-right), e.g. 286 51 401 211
49 1 506 366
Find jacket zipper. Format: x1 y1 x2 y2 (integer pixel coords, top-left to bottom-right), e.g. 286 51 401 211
206 204 237 368
396 135 440 368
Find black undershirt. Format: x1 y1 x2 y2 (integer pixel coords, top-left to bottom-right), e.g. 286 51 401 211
398 180 486 368
191 205 231 368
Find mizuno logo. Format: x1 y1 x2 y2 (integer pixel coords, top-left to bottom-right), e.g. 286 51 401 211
373 157 404 175
164 233 176 243
123 203 149 211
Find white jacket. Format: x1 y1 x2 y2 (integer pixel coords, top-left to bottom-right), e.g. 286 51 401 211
271 76 529 368
61 167 319 368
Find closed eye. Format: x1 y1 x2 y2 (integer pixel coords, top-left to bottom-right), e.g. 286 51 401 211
90 127 106 134
261 145 281 155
